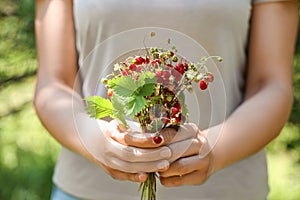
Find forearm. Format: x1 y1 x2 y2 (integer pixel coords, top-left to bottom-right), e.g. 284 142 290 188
34 0 94 159
33 81 105 161
209 81 293 171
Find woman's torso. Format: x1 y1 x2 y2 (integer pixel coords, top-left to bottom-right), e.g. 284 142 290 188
53 1 269 199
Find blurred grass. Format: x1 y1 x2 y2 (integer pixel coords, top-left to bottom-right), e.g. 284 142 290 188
0 1 299 200
0 99 59 199
267 124 300 200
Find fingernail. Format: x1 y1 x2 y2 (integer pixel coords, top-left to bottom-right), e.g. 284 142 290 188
138 173 146 182
160 148 171 158
157 160 169 170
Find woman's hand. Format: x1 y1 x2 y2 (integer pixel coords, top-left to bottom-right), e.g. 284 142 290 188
74 117 172 182
158 125 214 187
114 122 214 186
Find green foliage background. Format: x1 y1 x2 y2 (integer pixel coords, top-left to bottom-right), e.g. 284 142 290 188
0 1 299 199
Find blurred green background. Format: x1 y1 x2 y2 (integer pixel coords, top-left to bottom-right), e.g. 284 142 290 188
0 0 299 199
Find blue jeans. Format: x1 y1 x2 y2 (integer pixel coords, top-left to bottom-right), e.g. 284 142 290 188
51 186 80 200
50 185 268 200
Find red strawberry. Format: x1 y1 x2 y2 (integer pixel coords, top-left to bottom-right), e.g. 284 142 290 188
153 135 163 144
107 89 113 97
205 72 214 82
171 107 179 115
145 57 150 64
175 63 185 74
129 64 137 71
122 69 129 76
199 80 208 90
135 56 144 65
151 59 161 65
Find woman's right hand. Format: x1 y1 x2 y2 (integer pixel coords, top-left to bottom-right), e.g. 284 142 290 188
74 116 172 182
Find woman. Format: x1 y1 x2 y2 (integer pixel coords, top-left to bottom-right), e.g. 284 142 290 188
34 0 298 199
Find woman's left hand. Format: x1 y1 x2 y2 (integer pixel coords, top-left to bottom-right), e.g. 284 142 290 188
158 123 215 187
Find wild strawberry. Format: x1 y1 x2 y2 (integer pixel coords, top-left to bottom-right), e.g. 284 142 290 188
167 51 174 57
175 63 185 74
152 135 163 144
129 64 137 71
122 69 129 76
101 78 108 84
183 63 189 70
151 59 161 65
205 72 214 82
107 89 113 97
145 57 150 64
171 107 179 115
135 56 144 65
199 80 208 90
172 55 178 62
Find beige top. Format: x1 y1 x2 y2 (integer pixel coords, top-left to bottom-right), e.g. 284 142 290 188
53 0 285 199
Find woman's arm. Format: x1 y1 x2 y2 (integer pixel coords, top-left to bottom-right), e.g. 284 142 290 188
121 0 299 186
212 0 298 171
34 0 172 182
34 0 81 155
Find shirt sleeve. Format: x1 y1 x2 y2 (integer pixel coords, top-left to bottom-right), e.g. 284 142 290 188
253 0 293 4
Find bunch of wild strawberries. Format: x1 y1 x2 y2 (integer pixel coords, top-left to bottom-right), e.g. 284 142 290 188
102 47 218 143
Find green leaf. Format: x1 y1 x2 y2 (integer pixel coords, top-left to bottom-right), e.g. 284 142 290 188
114 76 137 97
111 94 129 126
134 72 157 97
84 96 113 119
126 96 147 117
137 72 157 88
107 77 120 89
137 84 156 96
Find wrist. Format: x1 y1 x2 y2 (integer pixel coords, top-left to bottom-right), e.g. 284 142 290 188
201 123 226 173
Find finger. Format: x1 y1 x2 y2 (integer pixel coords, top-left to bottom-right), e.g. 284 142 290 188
124 123 199 148
124 131 160 148
160 155 209 177
164 123 199 144
108 157 170 173
103 165 148 183
167 133 206 162
106 138 171 162
107 121 127 145
160 170 207 187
